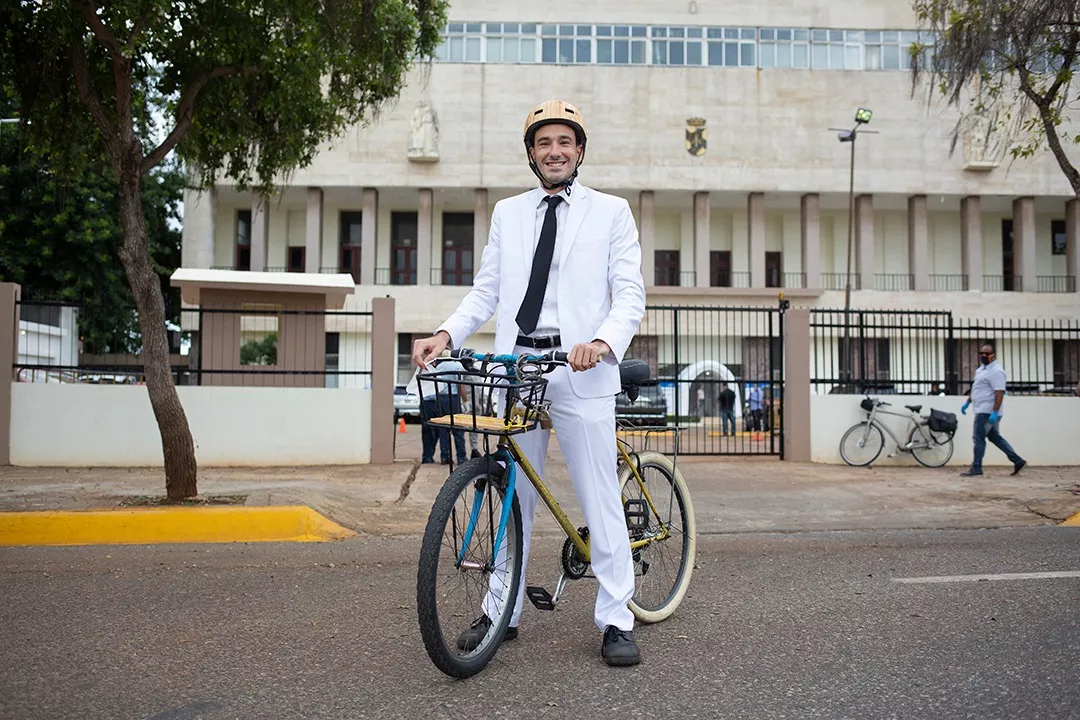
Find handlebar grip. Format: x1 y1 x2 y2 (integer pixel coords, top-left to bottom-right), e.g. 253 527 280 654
449 347 474 359
551 351 569 363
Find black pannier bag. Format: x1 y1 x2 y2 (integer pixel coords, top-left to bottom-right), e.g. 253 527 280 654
928 409 958 435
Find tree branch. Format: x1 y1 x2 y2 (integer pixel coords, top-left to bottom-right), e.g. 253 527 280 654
70 39 116 148
1042 30 1080 105
142 64 256 173
79 0 122 58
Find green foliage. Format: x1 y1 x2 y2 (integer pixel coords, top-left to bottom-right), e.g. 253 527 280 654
910 0 1080 194
240 333 277 366
0 131 183 353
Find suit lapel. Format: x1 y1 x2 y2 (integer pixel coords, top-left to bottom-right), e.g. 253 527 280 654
558 185 589 268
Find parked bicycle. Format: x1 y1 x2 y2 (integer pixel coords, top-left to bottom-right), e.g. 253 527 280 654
415 349 696 678
839 396 957 468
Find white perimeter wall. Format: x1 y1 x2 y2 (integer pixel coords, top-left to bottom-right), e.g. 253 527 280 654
812 395 1080 466
10 384 372 467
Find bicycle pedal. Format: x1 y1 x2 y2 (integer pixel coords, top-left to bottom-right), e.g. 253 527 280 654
526 585 556 611
624 498 648 531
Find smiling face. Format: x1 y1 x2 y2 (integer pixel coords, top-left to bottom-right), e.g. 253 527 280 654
528 123 582 189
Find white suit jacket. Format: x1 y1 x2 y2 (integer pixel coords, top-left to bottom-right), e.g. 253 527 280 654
436 184 646 399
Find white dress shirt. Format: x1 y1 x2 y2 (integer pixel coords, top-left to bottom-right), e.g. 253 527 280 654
526 185 572 338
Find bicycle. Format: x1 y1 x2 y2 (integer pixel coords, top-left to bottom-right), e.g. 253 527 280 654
839 396 956 468
415 349 697 678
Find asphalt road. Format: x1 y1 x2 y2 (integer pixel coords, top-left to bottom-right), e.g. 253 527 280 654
2 528 1078 720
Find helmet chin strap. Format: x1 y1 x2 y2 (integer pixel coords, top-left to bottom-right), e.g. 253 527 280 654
527 148 585 193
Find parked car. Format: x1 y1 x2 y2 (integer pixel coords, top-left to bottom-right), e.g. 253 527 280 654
615 384 667 426
394 385 421 422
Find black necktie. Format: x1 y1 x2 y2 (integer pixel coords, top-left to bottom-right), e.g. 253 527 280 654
516 195 563 335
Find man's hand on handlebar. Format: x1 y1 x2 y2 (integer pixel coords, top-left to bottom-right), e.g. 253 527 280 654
568 340 609 373
412 331 451 369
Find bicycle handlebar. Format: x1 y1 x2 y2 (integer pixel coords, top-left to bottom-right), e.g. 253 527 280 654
442 348 569 365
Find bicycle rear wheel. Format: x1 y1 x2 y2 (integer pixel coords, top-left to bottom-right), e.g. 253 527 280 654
840 422 884 466
618 451 696 623
417 457 522 678
909 424 955 468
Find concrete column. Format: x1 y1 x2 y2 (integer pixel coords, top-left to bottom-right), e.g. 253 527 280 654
361 189 378 285
1013 196 1036 292
0 283 20 465
370 296 396 464
1067 199 1080 292
250 197 268 272
961 196 983 291
305 187 323 274
640 191 656 286
180 189 216 269
783 307 811 462
749 192 766 288
800 194 821 290
693 192 710 288
473 189 489 276
855 194 874 291
908 194 929 291
417 189 433 286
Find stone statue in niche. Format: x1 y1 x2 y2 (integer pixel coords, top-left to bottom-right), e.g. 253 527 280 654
407 103 439 163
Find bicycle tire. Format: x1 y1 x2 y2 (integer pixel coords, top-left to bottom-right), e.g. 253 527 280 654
908 424 955 468
417 457 523 678
618 450 696 624
839 422 885 467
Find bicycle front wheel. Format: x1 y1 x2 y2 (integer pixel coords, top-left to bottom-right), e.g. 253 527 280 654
909 424 955 468
417 457 523 678
618 450 696 624
840 422 884 466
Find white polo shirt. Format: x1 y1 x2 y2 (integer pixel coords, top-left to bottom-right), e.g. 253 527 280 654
971 359 1007 414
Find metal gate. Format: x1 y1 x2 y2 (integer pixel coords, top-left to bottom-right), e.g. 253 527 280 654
624 305 785 456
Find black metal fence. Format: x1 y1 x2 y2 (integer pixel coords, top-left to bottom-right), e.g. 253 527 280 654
13 300 373 387
811 309 1080 396
627 304 785 456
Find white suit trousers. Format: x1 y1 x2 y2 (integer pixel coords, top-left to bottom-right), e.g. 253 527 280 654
482 353 636 632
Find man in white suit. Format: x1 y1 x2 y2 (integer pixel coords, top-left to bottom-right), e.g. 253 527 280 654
412 99 646 666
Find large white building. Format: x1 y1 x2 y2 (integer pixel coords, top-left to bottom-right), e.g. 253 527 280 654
180 0 1080 390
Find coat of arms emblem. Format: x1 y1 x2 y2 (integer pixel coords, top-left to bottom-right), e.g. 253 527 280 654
685 117 707 157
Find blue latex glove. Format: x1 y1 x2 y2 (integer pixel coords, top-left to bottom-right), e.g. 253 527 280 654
989 410 1000 424
961 401 970 415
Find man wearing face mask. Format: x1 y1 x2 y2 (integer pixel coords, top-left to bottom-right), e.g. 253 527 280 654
959 344 1027 477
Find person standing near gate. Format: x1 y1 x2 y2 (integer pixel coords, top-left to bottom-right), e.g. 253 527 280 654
412 100 647 666
747 383 764 431
718 381 736 436
959 343 1027 477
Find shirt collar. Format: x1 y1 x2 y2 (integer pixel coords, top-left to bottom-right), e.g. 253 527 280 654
533 184 574 209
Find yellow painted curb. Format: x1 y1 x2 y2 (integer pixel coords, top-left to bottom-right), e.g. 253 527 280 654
0 506 356 546
1061 511 1080 527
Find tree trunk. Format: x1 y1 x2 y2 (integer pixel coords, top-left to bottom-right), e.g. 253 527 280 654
115 161 199 499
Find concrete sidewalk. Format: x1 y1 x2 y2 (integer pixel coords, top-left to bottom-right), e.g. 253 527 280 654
1 442 1077 537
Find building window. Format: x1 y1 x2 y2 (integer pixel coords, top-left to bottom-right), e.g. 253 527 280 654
706 27 756 67
484 22 538 62
654 250 680 286
391 212 418 285
1052 219 1067 255
596 25 648 64
442 213 474 286
339 211 362 283
710 250 732 287
235 210 251 271
325 332 340 388
766 251 782 288
1053 339 1080 390
758 28 809 68
287 246 306 273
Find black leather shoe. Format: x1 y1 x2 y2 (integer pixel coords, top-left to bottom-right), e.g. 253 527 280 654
959 468 983 477
455 614 518 651
601 625 641 666
1011 460 1027 476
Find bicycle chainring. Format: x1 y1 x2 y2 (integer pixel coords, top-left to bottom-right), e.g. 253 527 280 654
560 526 590 579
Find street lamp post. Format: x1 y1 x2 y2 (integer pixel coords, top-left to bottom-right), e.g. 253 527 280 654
830 108 874 391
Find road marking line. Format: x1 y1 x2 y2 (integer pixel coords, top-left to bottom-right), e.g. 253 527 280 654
893 571 1080 584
